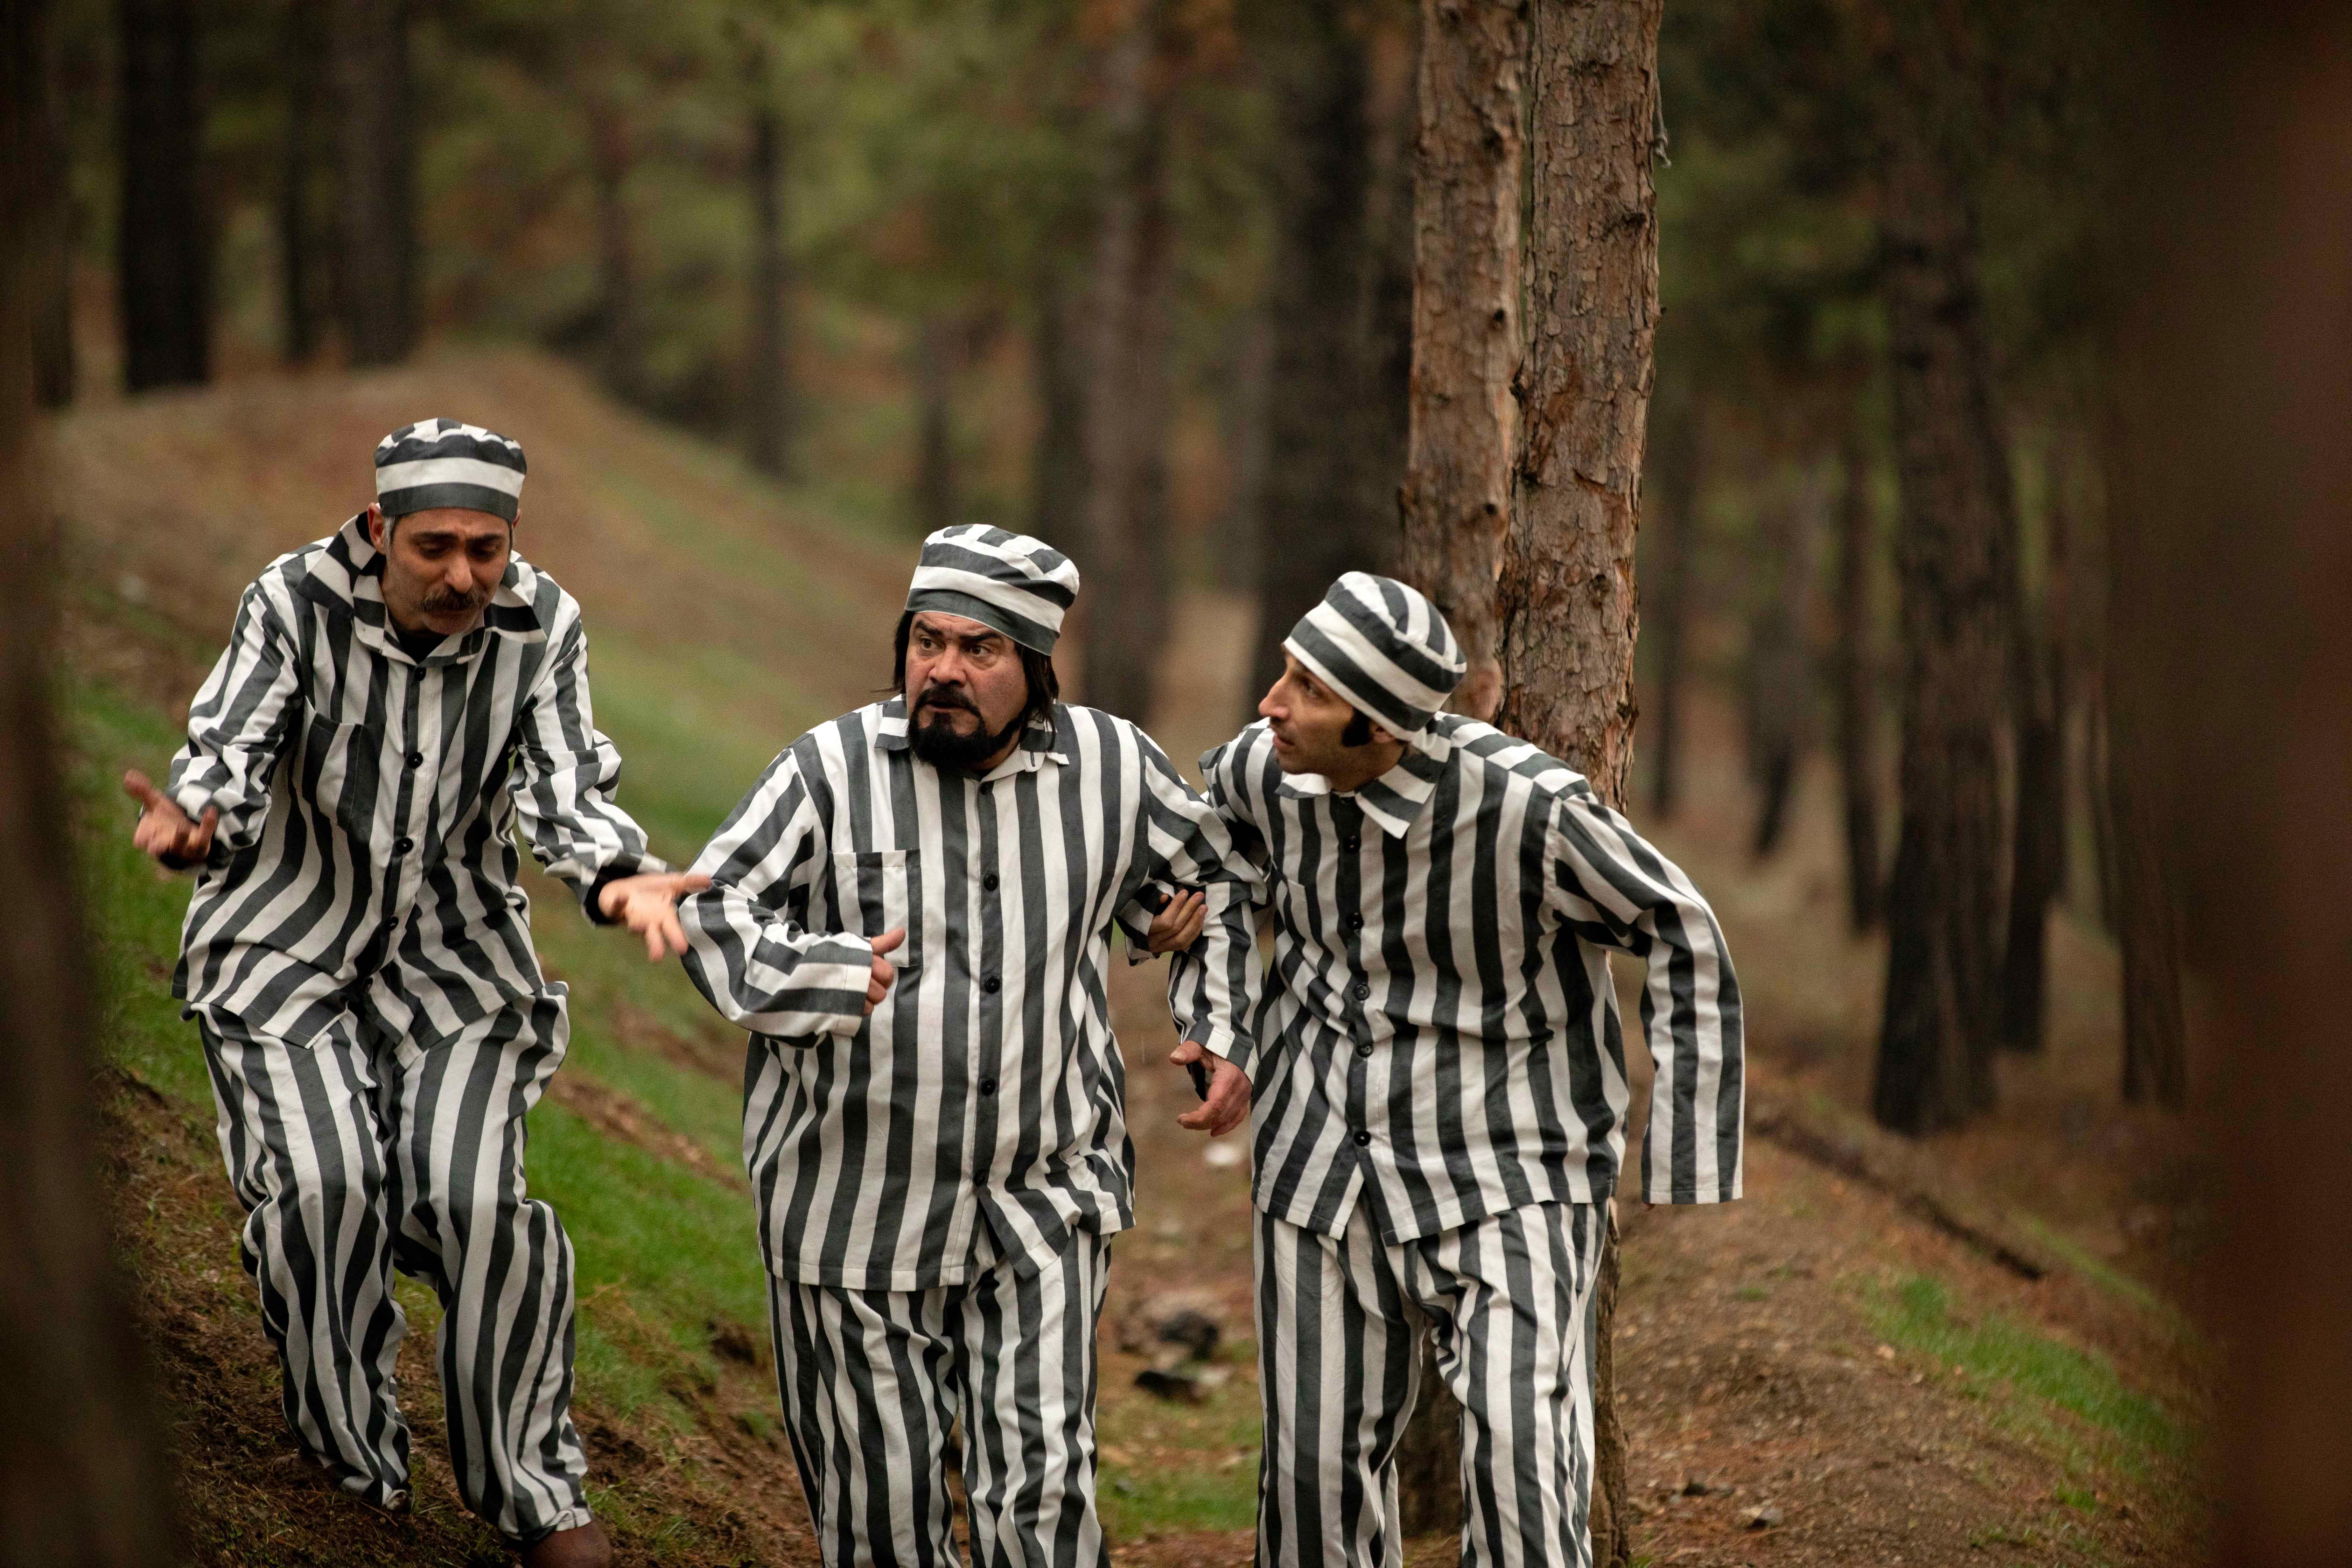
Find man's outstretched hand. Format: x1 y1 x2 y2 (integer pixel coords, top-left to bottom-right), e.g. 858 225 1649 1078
597 871 715 960
1171 1037 1251 1137
864 928 906 1014
124 770 216 869
1144 888 1207 955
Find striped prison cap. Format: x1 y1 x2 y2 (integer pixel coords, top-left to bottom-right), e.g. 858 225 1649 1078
904 526 1081 655
1284 572 1466 737
373 418 528 523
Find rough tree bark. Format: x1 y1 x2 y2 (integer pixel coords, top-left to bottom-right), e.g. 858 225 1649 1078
278 0 329 364
2 0 178 1553
744 57 796 479
1076 0 1175 723
1244 0 1384 710
1644 379 1701 818
1868 9 2009 1135
1745 467 1822 860
1395 0 1524 726
118 0 210 391
2000 444 2068 1052
2115 14 2352 1561
1832 417 1883 929
1499 5 1667 1562
914 313 958 536
329 0 414 366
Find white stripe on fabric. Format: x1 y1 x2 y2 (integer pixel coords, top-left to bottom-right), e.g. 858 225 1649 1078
375 455 528 497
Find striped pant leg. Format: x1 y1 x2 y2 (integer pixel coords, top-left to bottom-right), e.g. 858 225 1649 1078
198 1016 412 1507
1254 1205 1424 1568
952 1230 1113 1568
1403 1203 1605 1568
767 1272 964 1568
382 995 590 1540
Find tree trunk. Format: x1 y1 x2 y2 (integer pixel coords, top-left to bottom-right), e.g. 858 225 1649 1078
1078 0 1174 724
1868 17 2008 1135
117 0 210 391
1502 7 1665 1563
1644 381 1701 818
1029 252 1087 555
2000 444 2068 1052
744 85 795 479
2114 16 2352 1562
914 312 958 536
329 0 413 366
1 1 179 1551
277 0 329 364
1244 0 1382 712
1210 307 1272 598
1832 417 1883 929
1745 467 1822 860
31 0 72 406
1395 0 1524 726
584 93 638 401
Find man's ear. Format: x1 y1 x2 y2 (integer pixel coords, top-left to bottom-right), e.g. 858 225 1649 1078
365 502 387 551
1371 721 1401 747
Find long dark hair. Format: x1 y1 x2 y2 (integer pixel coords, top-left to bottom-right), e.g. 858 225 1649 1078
888 612 1061 731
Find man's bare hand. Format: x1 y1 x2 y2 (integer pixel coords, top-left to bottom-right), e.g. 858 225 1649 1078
124 769 217 869
597 871 716 961
1171 1037 1251 1137
865 928 907 1013
1146 888 1207 955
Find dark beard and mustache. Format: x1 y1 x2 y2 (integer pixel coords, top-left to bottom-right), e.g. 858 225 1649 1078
420 583 489 616
909 686 1024 772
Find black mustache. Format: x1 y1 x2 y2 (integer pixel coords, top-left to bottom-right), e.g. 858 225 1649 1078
916 687 979 715
422 587 486 613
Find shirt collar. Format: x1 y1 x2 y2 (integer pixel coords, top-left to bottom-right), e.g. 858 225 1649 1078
876 696 1069 779
301 512 546 667
1275 728 1452 837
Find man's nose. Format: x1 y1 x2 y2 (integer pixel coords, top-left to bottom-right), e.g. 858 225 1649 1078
1257 683 1283 720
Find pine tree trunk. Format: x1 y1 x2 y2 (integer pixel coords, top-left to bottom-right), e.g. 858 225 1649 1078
1745 468 1821 860
1645 382 1701 818
2 2 178 1549
1245 0 1381 711
1395 0 1524 726
1210 308 1272 598
277 0 328 364
1868 20 2008 1135
329 0 414 366
1501 6 1665 1562
1077 0 1174 724
1029 252 1087 554
2000 446 2067 1053
117 0 210 391
31 0 72 406
744 84 795 479
1832 417 1883 929
914 312 957 536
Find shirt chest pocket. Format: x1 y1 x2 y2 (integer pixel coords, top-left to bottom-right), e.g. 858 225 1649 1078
832 849 924 973
302 715 383 845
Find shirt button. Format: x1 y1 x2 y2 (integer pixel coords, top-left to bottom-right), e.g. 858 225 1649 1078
1351 981 1370 1002
984 874 1000 892
983 976 1001 994
1344 913 1365 931
405 751 423 767
1356 1042 1373 1059
394 836 414 855
1342 836 1361 852
1352 1129 1372 1148
979 1077 998 1095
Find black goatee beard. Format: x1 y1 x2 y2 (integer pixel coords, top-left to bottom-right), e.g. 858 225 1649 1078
908 694 1025 773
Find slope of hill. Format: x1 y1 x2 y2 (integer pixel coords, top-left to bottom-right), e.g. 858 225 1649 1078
54 348 2205 1568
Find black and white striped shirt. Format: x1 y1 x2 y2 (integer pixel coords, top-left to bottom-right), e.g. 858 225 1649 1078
1174 716 1743 1244
166 513 662 1047
678 698 1255 1291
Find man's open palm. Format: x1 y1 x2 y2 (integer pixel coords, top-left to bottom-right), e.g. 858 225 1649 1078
597 871 716 961
124 770 217 868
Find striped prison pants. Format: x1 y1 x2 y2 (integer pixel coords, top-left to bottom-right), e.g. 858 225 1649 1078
198 998 591 1541
766 1227 1113 1568
1255 1200 1606 1568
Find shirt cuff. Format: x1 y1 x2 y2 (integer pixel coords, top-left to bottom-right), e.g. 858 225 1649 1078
582 856 672 924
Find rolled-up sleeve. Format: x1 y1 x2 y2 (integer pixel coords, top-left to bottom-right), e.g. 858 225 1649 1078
1545 786 1744 1205
679 747 875 1041
168 584 303 867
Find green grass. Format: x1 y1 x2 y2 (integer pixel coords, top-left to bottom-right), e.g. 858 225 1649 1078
1867 1275 2188 1471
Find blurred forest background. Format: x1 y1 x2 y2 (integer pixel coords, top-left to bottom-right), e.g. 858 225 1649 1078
14 0 2285 1563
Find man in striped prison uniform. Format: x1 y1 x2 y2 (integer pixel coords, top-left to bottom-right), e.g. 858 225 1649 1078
675 526 1256 1568
124 419 706 1568
1162 573 1744 1568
